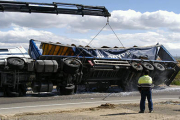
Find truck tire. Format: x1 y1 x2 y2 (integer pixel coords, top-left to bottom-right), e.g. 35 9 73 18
143 62 154 70
7 57 24 70
153 63 165 71
131 62 143 71
60 84 75 95
63 58 80 74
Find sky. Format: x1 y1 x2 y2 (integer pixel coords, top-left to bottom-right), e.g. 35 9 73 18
1 0 180 56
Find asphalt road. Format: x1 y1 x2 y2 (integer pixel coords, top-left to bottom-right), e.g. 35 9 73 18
0 86 180 116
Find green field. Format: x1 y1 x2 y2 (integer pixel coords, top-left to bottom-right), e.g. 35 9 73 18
170 59 180 85
171 71 180 85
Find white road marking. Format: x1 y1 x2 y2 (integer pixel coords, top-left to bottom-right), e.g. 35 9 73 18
0 97 178 110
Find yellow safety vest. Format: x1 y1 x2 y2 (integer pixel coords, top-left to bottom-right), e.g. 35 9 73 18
138 75 152 87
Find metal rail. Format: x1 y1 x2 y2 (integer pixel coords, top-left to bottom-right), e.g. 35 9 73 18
0 1 111 17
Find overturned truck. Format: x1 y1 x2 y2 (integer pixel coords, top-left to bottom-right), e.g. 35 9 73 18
0 1 179 96
29 39 180 93
0 39 179 97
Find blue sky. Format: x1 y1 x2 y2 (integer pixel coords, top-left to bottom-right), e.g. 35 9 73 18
1 0 180 56
15 0 180 13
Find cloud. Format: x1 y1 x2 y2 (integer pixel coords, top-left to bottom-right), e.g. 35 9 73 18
86 31 180 56
1 10 180 32
0 26 52 43
0 26 93 49
109 10 180 31
1 9 180 56
1 26 180 55
0 13 69 28
0 26 68 48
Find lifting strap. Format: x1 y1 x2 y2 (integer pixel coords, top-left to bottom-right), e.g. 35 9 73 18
86 17 125 48
76 17 125 58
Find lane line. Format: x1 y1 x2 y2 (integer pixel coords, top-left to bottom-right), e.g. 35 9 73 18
0 97 178 110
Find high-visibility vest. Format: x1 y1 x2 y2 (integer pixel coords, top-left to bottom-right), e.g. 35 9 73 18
138 75 153 87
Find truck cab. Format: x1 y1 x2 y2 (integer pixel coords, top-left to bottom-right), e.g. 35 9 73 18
0 46 31 62
0 46 33 96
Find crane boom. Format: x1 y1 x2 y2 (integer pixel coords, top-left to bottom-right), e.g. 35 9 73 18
0 1 111 17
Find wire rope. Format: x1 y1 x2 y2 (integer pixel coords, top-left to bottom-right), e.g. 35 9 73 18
76 17 125 58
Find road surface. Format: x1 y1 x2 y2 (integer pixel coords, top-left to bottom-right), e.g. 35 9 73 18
0 85 180 116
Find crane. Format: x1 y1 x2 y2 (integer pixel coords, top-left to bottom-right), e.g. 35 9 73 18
0 1 111 17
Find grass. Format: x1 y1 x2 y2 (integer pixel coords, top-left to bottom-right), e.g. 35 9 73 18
171 80 180 85
170 60 180 85
171 71 180 85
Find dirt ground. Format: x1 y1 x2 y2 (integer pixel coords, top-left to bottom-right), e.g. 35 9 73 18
1 100 180 120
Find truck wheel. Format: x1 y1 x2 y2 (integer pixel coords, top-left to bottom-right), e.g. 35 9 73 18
143 62 154 70
60 84 75 95
131 62 143 71
7 57 24 70
153 63 165 71
63 58 80 74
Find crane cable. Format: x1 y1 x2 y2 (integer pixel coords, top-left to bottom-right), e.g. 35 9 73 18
107 17 125 48
86 20 108 47
87 17 125 48
76 17 125 58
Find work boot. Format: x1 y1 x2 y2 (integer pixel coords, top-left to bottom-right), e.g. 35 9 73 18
149 110 153 113
139 111 144 113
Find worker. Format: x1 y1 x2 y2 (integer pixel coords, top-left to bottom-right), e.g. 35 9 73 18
138 70 153 113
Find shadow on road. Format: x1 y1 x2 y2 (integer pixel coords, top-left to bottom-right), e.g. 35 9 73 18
101 112 138 116
26 92 59 97
173 109 180 112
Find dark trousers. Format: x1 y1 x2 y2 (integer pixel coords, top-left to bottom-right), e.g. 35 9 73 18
140 90 153 111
